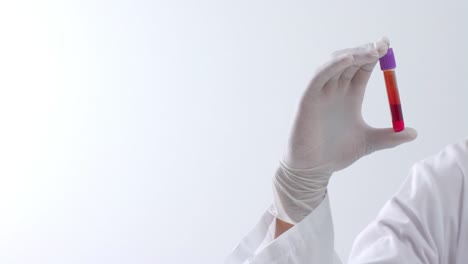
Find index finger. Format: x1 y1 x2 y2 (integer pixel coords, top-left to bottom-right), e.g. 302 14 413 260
352 37 390 87
307 53 353 92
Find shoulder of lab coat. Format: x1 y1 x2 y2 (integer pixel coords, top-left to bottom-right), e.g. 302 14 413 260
225 194 341 264
348 138 468 263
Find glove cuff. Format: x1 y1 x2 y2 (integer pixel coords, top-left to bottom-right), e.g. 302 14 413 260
272 160 331 224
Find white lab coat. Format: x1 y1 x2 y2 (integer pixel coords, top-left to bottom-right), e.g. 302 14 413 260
226 139 468 263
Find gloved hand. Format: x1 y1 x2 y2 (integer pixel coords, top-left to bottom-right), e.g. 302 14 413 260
272 38 418 224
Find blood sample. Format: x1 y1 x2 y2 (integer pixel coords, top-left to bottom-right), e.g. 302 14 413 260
379 48 404 132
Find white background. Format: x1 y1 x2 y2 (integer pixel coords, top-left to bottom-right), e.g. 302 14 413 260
1 0 467 263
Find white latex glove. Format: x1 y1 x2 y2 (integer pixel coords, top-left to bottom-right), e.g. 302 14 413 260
272 38 418 224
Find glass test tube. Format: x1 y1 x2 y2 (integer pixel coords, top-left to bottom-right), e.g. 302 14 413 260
379 48 404 132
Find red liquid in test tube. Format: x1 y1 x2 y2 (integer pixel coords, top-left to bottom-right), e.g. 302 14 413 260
379 48 404 132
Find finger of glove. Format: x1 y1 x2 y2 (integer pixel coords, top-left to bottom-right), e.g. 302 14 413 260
366 126 418 154
352 37 390 88
340 48 379 82
335 49 379 96
307 53 353 93
375 36 390 57
324 42 380 95
322 65 350 95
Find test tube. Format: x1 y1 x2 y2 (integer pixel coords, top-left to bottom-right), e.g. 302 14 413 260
379 48 404 132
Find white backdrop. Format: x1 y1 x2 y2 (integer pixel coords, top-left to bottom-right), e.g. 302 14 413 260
1 0 467 263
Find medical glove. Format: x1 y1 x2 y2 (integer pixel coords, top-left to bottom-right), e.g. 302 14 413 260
272 38 418 224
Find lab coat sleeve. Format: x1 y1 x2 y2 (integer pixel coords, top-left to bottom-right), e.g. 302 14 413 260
348 140 468 264
225 195 342 264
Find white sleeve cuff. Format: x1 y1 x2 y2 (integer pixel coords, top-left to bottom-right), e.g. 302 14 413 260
226 195 341 264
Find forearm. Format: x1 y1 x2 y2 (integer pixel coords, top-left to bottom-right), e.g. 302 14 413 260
275 218 294 238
